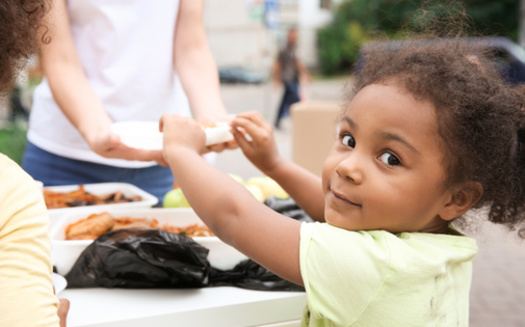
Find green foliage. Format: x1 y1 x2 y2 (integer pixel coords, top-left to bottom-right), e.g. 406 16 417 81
317 12 369 74
0 123 27 165
317 0 520 75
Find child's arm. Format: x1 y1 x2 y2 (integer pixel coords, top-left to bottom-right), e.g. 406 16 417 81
160 114 303 285
231 112 325 221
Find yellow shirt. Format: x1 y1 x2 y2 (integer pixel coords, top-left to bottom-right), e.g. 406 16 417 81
300 222 477 327
0 154 60 326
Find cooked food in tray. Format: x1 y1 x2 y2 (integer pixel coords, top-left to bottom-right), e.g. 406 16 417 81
44 185 142 209
65 212 215 240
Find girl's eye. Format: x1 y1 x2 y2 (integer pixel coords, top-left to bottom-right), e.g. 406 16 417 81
379 152 401 166
341 134 355 148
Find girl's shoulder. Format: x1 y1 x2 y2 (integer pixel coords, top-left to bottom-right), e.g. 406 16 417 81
301 221 477 259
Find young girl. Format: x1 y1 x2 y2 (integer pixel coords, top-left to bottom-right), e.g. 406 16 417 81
160 37 525 326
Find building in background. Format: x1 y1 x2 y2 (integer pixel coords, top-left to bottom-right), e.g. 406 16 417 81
203 0 341 74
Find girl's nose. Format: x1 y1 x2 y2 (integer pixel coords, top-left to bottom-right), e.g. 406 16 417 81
335 153 364 184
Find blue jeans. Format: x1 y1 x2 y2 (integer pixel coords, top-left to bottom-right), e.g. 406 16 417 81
22 142 174 203
274 82 300 128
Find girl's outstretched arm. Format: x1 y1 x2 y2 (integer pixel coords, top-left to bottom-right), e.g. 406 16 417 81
160 114 303 285
231 112 325 221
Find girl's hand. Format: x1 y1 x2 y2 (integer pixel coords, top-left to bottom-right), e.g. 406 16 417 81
159 114 207 163
231 111 283 174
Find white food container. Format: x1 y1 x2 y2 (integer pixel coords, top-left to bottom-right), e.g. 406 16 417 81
50 207 247 274
45 183 158 225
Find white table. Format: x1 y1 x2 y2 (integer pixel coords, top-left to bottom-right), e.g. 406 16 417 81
60 286 306 327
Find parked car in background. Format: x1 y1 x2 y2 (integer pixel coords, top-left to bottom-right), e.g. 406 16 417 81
219 66 266 84
356 36 525 85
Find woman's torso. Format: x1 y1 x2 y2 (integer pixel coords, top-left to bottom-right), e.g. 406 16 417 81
28 0 191 167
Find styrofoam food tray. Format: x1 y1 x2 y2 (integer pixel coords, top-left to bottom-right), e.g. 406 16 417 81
45 183 158 225
50 207 247 274
110 121 234 150
110 121 163 150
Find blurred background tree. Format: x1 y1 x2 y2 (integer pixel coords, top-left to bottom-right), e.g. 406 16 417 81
317 0 520 75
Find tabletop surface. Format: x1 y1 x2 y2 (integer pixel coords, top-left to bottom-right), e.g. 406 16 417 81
60 286 306 327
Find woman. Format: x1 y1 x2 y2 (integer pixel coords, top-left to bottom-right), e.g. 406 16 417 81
22 0 233 202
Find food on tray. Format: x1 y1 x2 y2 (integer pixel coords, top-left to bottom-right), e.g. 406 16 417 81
65 212 116 240
44 185 142 209
64 212 214 240
196 120 218 128
161 223 215 237
111 217 157 230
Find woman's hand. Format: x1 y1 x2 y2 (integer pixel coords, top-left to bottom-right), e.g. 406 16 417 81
231 111 283 174
87 127 168 166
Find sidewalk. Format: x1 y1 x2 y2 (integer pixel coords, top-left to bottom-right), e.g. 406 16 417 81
217 78 525 327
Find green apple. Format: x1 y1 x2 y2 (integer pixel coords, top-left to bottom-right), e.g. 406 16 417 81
245 184 265 202
162 188 190 208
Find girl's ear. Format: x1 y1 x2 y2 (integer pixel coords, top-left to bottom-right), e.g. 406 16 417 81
439 182 483 221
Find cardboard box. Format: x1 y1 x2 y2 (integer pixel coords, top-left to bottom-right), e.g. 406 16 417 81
291 101 342 176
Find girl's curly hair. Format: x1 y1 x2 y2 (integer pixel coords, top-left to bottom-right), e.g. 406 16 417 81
0 0 49 93
348 36 525 233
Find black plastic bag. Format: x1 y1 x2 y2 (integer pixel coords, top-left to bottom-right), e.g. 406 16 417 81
264 196 314 222
65 228 210 288
209 259 305 292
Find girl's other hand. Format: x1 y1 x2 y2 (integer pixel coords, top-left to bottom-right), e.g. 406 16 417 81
231 111 283 174
159 114 207 162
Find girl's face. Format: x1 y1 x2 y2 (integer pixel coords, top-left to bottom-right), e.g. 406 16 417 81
322 83 453 233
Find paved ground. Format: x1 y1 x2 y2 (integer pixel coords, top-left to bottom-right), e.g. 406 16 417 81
217 79 525 327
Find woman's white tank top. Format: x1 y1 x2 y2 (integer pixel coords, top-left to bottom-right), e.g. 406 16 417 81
28 0 191 168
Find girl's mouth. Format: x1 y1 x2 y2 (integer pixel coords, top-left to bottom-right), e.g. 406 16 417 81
331 190 362 207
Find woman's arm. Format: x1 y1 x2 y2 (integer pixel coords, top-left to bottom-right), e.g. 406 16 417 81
174 0 228 120
161 115 303 285
39 0 164 164
232 112 325 221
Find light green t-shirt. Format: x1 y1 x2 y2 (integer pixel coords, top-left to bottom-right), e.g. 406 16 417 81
299 222 477 327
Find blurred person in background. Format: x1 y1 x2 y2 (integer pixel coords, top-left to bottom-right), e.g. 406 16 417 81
272 27 311 129
0 0 69 326
8 55 42 124
22 0 233 202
